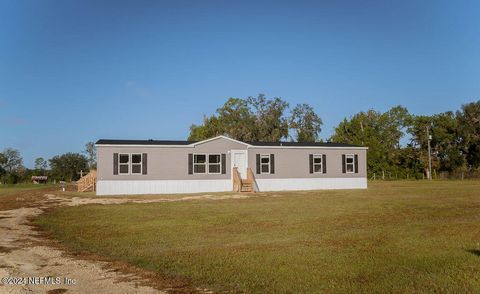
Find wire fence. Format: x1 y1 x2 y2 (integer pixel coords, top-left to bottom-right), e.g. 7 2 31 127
369 169 480 181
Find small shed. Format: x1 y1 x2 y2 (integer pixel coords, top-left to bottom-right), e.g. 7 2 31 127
31 176 48 184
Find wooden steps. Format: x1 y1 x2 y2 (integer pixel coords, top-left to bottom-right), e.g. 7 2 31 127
233 168 256 193
77 170 97 192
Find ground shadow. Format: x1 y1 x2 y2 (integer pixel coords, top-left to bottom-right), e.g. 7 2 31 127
465 249 480 257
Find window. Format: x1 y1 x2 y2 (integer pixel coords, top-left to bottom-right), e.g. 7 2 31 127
260 155 270 174
117 153 145 175
345 154 354 173
313 154 323 173
193 154 222 174
131 154 142 174
118 154 130 174
194 154 207 174
208 154 221 174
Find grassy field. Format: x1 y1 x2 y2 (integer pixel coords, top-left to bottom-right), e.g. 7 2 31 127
37 181 480 293
0 184 55 210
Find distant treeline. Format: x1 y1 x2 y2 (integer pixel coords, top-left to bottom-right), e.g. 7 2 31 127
0 143 96 184
189 95 480 179
2 96 478 184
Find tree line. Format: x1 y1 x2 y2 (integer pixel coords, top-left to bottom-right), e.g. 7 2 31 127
190 95 480 179
2 95 478 183
189 94 323 142
0 142 96 184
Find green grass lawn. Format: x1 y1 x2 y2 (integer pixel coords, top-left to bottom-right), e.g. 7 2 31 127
0 183 55 210
37 181 480 293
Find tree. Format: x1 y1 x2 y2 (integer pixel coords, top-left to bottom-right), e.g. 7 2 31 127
431 112 464 172
457 100 480 169
0 153 6 178
1 148 23 173
188 94 299 142
289 104 323 142
49 153 89 182
330 106 411 177
409 112 465 176
84 142 97 169
34 157 48 175
0 148 25 184
188 115 223 141
216 98 257 141
248 94 289 142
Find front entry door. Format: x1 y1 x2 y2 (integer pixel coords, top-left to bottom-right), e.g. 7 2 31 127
231 150 247 179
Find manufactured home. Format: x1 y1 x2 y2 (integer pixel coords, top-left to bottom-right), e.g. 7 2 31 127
95 136 367 195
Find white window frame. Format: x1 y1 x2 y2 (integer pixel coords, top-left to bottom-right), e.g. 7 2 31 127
193 153 223 174
118 153 143 175
131 153 143 175
345 154 355 174
207 153 222 174
313 154 323 173
260 154 270 174
193 154 207 174
118 153 130 175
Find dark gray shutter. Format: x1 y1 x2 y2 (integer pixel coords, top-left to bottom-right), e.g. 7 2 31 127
354 154 359 173
142 153 147 175
342 154 346 173
188 153 193 175
256 154 260 174
309 154 313 174
270 154 275 174
322 154 327 173
221 153 226 174
113 153 118 175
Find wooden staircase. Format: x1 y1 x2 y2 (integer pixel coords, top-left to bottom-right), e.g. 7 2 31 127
77 170 97 192
233 167 257 193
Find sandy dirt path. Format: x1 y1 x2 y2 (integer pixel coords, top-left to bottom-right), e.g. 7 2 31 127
0 192 254 293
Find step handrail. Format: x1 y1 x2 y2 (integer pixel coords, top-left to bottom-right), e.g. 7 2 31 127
232 167 242 192
77 170 97 192
246 167 257 192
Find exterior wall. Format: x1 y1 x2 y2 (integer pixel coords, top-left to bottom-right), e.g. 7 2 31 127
97 137 247 181
96 177 367 195
97 179 232 195
96 136 368 195
255 177 367 191
247 148 367 179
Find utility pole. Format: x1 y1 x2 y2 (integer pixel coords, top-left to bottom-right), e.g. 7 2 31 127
426 125 432 180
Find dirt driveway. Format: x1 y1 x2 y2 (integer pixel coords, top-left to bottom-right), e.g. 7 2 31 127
0 191 253 293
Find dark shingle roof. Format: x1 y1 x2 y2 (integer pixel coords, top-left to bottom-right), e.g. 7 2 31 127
96 139 196 145
96 138 362 148
246 141 362 147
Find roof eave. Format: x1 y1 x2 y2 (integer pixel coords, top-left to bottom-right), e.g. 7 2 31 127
191 135 252 147
247 145 368 150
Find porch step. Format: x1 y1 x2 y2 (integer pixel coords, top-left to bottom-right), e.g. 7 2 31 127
240 182 253 192
232 167 256 193
80 183 95 192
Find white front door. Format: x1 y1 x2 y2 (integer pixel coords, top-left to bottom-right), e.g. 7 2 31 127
231 150 247 179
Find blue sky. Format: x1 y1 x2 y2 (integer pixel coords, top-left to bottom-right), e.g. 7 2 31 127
1 0 479 167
